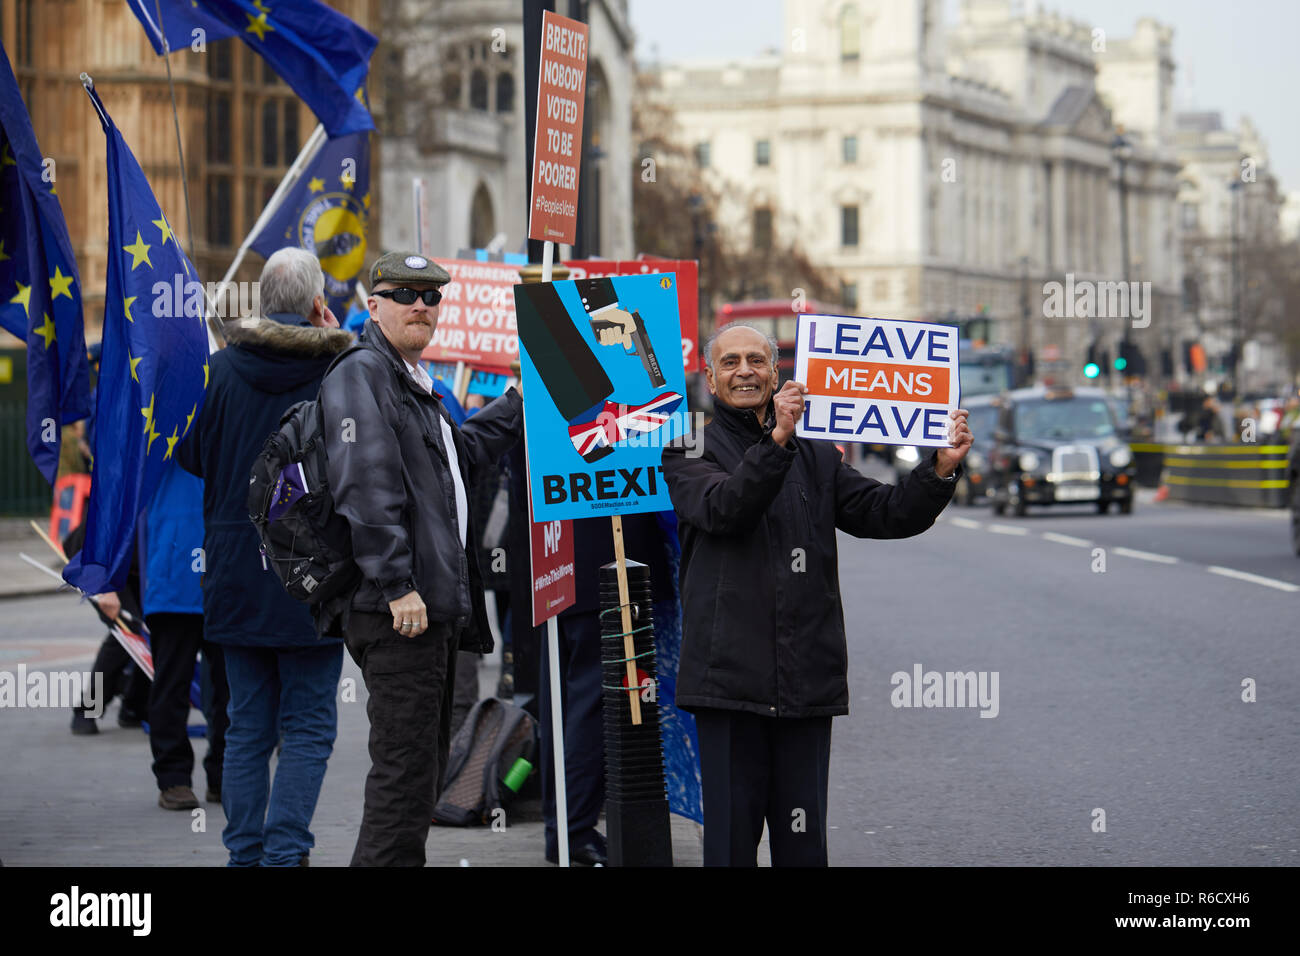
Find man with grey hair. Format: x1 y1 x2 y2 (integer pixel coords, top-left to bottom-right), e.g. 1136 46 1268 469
179 247 352 866
663 322 971 866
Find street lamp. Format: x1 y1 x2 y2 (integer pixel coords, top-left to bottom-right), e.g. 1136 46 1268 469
1111 131 1134 411
1229 176 1244 397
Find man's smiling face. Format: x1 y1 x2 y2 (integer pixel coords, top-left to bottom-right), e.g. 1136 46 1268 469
706 326 778 414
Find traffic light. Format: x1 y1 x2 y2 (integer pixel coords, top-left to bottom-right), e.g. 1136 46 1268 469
1116 340 1147 377
1084 341 1100 379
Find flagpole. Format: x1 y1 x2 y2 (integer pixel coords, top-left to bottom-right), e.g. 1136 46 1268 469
218 123 329 295
152 0 198 265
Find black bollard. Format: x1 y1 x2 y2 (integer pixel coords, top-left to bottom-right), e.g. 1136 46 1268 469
599 559 672 867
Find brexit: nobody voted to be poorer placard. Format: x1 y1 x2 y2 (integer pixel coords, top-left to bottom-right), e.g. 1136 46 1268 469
794 314 960 448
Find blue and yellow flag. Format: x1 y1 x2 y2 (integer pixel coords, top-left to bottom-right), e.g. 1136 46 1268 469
126 0 376 137
0 41 90 484
63 83 209 596
249 131 370 316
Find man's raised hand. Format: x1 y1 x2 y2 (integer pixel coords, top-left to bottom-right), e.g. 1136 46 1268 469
772 381 808 447
935 408 973 477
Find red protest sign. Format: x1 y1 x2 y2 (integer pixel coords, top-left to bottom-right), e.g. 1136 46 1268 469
527 453 575 625
564 258 701 373
420 259 520 370
528 11 587 245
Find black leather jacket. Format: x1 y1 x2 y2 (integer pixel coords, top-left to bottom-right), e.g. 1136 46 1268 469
662 399 958 718
318 320 523 650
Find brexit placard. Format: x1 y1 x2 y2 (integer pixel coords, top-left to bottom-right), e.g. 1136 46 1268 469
517 274 687 520
794 315 960 447
528 10 587 244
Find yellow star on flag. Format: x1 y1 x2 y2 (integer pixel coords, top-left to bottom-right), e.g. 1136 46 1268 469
9 281 30 316
203 361 210 388
49 266 74 300
184 403 197 436
35 313 56 349
129 352 143 382
141 393 161 453
0 144 15 167
253 0 271 11
246 11 274 41
124 295 138 323
363 192 371 210
123 231 152 271
154 215 175 247
308 177 325 193
164 425 181 460
0 239 10 262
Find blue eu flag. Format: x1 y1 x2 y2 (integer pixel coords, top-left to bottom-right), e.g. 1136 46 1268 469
126 0 376 137
0 40 90 484
249 131 370 317
63 83 210 596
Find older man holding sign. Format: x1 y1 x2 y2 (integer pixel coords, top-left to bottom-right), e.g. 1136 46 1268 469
662 318 972 866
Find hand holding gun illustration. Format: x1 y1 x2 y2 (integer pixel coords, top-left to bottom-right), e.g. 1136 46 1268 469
579 278 666 389
515 278 682 463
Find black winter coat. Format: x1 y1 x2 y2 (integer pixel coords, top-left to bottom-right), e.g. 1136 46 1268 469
318 319 523 651
177 314 355 647
662 399 958 718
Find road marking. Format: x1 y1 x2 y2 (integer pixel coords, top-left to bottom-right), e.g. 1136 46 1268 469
987 523 1029 536
1113 547 1178 564
948 517 982 530
1042 532 1092 547
1207 566 1300 592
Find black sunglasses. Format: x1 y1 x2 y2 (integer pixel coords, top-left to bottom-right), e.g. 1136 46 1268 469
374 287 442 306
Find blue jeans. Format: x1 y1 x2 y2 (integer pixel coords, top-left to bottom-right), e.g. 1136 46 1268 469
221 642 343 866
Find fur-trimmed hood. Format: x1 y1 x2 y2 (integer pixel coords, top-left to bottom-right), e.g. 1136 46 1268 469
222 315 355 358
220 315 355 396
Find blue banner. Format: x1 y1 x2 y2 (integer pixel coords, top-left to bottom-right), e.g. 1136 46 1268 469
125 0 376 137
0 41 90 484
517 274 687 521
248 132 369 317
63 85 209 596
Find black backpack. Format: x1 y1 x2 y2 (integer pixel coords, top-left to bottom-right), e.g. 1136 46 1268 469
432 698 537 827
247 346 364 606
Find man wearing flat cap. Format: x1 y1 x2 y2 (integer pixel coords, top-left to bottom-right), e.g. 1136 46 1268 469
318 252 525 866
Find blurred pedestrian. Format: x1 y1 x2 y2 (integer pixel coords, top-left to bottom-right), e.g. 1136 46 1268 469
662 324 968 866
317 251 523 867
141 458 228 811
178 247 352 866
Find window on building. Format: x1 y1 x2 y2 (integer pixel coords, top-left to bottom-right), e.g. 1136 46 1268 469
261 100 279 166
283 104 299 163
1180 201 1199 230
469 70 489 111
208 39 233 81
206 93 232 163
243 94 257 165
442 72 462 108
840 5 861 61
206 175 233 247
841 205 859 247
841 281 858 311
755 139 771 167
694 142 711 168
496 73 515 113
753 208 773 251
470 183 495 249
842 135 858 164
262 57 279 86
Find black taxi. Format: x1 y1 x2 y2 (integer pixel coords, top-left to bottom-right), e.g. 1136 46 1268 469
987 386 1136 516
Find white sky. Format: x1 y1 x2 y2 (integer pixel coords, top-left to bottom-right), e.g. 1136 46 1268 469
629 0 1300 195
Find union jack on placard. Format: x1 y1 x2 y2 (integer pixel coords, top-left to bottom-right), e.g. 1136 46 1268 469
568 392 683 462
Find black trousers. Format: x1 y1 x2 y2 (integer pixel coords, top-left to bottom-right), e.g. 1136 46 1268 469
146 612 229 792
538 609 605 851
345 611 458 867
693 708 833 867
77 633 150 718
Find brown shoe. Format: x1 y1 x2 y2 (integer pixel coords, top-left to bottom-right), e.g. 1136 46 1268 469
158 786 200 810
